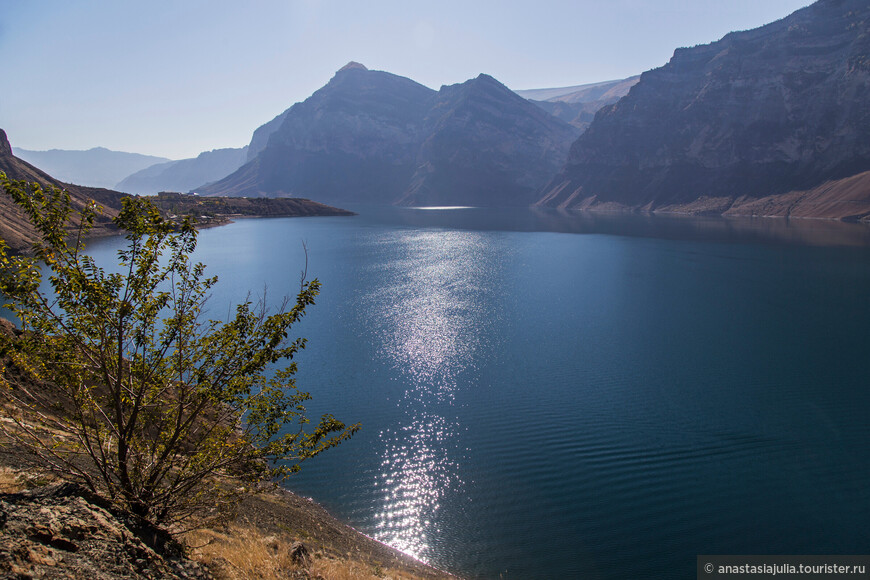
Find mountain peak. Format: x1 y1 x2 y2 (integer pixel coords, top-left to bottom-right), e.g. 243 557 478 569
338 61 368 73
470 73 510 91
0 129 11 157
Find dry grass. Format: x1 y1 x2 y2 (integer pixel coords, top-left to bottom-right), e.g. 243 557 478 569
183 525 303 579
0 464 60 493
310 558 426 580
1 329 454 580
183 524 428 580
0 465 24 493
0 463 437 579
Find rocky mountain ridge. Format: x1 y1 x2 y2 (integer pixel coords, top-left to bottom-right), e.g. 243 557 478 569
200 64 579 207
398 74 579 206
203 63 435 204
537 0 870 221
13 0 870 220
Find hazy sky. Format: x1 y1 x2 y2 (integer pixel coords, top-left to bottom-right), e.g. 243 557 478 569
2 0 812 159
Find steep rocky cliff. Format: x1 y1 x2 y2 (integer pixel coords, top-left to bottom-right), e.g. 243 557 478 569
398 74 579 206
246 110 290 162
537 0 870 220
201 64 579 206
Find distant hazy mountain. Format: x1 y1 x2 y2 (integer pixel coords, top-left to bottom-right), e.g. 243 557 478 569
115 147 248 195
201 63 578 206
538 0 870 221
519 76 640 132
514 77 639 103
1 129 128 252
12 146 170 190
1 130 350 252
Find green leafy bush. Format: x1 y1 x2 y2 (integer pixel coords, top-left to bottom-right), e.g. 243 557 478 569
0 172 358 526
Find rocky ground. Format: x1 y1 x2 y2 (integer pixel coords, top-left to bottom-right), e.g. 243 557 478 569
0 318 456 580
0 466 455 580
0 481 210 579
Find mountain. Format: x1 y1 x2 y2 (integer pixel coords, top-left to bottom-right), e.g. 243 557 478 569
515 77 640 103
246 110 290 162
519 76 640 132
0 130 128 252
12 147 170 190
115 147 248 195
537 0 870 221
1 130 353 252
201 63 579 206
398 74 580 206
201 62 435 203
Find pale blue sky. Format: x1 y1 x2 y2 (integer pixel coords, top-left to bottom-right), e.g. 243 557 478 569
1 0 812 159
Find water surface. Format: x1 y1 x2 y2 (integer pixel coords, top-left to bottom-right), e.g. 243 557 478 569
80 208 870 579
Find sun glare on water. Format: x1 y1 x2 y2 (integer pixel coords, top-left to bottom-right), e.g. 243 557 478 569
410 206 476 210
361 229 493 559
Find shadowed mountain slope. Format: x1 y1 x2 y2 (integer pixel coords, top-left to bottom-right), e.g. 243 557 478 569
398 74 579 206
200 63 435 203
537 0 870 221
200 64 579 207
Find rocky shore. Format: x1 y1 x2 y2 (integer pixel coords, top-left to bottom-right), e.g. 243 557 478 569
0 466 456 580
0 319 454 580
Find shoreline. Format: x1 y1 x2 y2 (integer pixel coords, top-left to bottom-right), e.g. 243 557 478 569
0 315 458 580
0 460 459 579
254 482 458 578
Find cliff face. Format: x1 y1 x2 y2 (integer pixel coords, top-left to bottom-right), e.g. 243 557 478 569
398 74 579 206
246 110 289 162
537 0 870 220
201 64 578 206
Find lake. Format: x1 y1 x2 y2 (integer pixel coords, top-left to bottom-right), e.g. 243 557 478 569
80 207 870 579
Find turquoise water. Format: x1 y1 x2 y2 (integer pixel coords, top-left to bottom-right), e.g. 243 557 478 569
77 208 870 579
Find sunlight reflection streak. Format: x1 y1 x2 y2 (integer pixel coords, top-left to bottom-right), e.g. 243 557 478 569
361 230 491 559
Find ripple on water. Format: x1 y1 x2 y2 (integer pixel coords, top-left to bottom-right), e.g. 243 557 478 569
358 230 497 560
